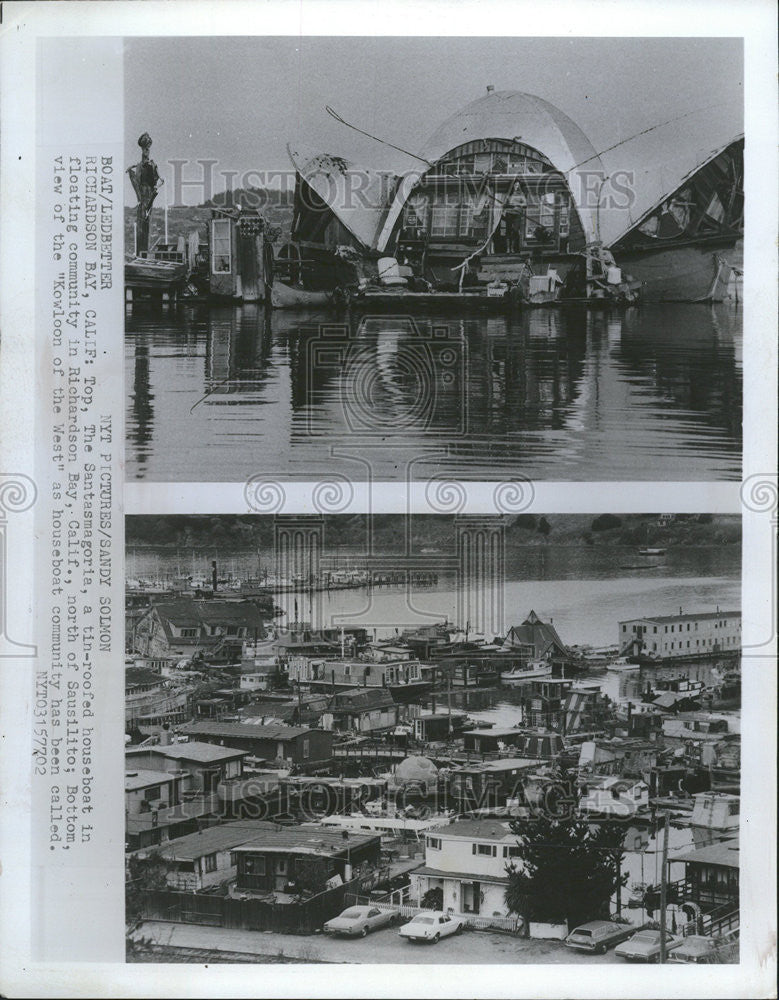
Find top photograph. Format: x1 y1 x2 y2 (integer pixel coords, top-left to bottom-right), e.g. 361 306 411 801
124 36 743 483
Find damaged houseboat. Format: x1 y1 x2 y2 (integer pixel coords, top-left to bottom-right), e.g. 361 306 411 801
280 88 742 306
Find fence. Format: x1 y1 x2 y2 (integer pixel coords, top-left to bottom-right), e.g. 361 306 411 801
141 878 361 935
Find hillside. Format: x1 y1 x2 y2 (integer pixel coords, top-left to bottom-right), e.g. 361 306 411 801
126 513 741 554
124 187 294 258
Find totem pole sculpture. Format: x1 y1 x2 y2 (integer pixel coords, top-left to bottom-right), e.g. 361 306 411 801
126 132 162 256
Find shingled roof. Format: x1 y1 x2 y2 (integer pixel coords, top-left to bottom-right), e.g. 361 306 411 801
502 610 569 658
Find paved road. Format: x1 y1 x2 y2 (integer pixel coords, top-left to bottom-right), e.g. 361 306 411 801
131 920 619 965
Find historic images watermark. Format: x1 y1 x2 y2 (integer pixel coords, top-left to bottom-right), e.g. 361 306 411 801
165 160 639 217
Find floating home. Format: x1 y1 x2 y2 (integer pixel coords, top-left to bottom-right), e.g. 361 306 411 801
207 205 271 302
286 88 742 303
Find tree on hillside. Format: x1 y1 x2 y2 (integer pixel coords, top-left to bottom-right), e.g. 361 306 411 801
504 813 627 931
591 514 622 532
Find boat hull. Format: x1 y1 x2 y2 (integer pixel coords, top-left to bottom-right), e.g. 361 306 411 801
125 257 187 288
270 281 332 309
613 242 739 303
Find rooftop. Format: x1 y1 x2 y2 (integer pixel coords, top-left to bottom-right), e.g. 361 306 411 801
180 721 317 741
232 826 380 855
413 865 510 885
673 837 739 869
125 768 182 792
156 821 279 860
466 728 522 738
455 758 541 773
133 741 249 763
619 611 741 625
431 819 515 841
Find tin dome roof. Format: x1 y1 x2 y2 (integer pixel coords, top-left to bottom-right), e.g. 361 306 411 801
376 89 606 250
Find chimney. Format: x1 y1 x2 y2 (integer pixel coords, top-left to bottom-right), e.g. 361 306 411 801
486 84 495 93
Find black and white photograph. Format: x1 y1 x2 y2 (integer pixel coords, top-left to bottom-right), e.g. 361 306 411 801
0 2 775 998
124 36 743 483
124 513 742 966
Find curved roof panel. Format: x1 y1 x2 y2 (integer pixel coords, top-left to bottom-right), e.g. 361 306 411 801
376 89 606 251
288 142 396 249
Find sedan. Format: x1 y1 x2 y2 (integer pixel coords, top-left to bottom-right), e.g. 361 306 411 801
399 911 464 943
615 929 682 962
565 920 635 954
668 935 722 964
323 905 399 938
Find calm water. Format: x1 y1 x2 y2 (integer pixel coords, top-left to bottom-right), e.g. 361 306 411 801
128 543 739 649
125 302 742 481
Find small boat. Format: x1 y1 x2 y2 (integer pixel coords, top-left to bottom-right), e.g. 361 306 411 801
606 657 641 672
638 547 666 556
124 256 187 288
500 660 554 684
649 677 705 701
270 281 332 309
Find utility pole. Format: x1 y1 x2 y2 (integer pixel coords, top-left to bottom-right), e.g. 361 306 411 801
447 668 453 736
659 810 670 963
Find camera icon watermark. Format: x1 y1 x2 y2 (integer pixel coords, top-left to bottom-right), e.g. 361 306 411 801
305 316 468 441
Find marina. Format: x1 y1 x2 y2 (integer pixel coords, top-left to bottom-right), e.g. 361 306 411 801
124 534 742 955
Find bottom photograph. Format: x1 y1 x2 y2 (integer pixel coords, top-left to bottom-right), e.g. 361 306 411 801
124 513 741 966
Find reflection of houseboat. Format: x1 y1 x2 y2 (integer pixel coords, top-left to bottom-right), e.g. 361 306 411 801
284 89 741 305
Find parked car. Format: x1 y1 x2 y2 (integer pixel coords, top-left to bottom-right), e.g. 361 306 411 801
615 929 682 962
399 911 464 943
565 920 635 954
323 905 398 937
668 935 724 964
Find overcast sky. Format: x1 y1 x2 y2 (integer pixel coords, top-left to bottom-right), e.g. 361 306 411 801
124 36 743 205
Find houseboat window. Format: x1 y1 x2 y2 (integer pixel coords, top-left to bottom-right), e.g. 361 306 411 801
211 219 231 274
430 203 460 238
180 628 198 638
473 843 497 857
203 852 218 874
404 195 429 229
244 856 266 875
427 837 442 851
303 739 310 757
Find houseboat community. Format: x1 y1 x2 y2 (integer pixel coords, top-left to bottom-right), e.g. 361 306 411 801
125 87 743 312
126 571 741 963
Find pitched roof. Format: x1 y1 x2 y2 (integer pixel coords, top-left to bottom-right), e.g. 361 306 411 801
193 600 267 628
151 599 202 628
502 611 568 657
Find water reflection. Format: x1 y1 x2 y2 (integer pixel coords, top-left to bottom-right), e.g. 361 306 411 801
126 302 741 481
